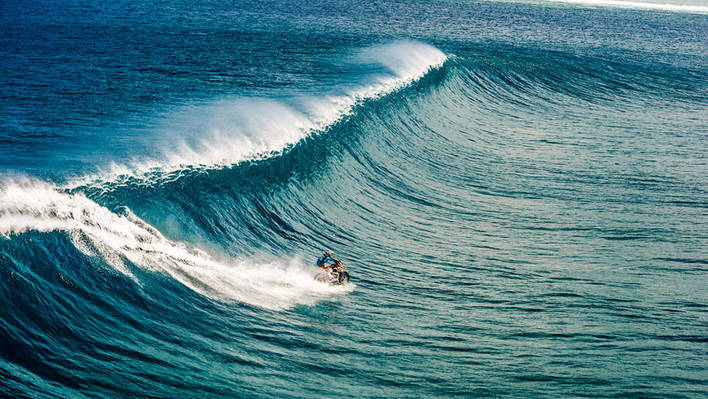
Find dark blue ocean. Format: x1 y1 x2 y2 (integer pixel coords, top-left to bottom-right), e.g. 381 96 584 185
1 0 707 397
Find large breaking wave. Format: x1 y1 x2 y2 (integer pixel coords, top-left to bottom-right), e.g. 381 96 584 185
1 40 445 310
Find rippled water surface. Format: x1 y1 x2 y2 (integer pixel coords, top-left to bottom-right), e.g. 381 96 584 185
1 0 707 397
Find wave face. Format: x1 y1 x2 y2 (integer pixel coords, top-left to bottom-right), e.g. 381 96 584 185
1 1 707 398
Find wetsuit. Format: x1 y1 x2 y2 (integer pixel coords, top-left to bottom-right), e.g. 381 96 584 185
316 254 336 268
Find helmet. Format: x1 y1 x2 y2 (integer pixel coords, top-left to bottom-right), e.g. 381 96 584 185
327 249 333 256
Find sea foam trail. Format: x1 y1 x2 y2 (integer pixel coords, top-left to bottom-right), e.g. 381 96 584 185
68 40 447 188
0 180 350 310
546 0 708 13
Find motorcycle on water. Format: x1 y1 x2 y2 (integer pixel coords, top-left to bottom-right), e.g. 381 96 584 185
315 260 350 285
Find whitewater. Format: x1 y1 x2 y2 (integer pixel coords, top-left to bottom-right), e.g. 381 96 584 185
544 0 708 14
66 41 447 187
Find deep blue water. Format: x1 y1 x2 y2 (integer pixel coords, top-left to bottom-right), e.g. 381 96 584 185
1 0 707 398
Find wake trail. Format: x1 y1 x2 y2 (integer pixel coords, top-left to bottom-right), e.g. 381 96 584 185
0 179 350 310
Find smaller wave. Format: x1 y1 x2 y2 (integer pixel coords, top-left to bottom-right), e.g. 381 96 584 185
0 179 350 310
546 0 708 13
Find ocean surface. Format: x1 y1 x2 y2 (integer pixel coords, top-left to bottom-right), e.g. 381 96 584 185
1 0 707 397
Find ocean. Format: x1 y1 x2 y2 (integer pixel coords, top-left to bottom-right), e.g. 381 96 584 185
1 0 706 397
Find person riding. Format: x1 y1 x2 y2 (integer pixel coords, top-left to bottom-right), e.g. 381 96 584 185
314 249 350 284
316 249 338 272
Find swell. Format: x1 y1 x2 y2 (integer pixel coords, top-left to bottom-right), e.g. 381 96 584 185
80 48 706 261
71 48 705 262
1 41 706 398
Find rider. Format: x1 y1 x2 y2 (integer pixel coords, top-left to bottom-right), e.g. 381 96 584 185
316 249 338 272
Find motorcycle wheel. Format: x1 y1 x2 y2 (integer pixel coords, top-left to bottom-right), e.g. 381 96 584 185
338 271 350 284
314 272 329 283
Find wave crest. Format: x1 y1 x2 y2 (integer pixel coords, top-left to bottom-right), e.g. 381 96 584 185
69 40 447 188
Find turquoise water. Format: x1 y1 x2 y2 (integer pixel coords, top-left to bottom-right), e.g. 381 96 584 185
1 0 707 397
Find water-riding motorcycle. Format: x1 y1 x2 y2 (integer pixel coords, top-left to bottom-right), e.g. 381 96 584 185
315 260 350 285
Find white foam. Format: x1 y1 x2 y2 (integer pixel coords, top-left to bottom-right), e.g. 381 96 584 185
0 179 351 310
545 0 708 13
66 40 447 189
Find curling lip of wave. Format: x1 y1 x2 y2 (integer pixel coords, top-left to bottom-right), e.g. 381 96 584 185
546 0 708 13
0 179 351 310
66 40 448 189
